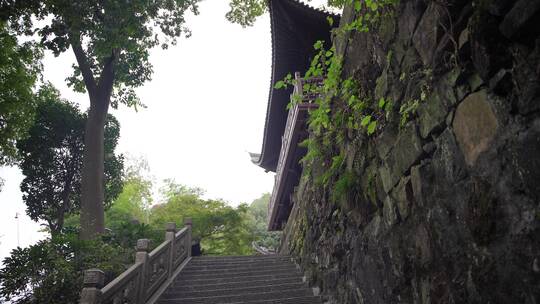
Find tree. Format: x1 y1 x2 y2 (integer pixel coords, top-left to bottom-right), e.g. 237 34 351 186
105 157 153 228
2 0 200 239
226 0 267 27
247 193 281 250
0 21 42 166
17 85 123 234
0 233 132 304
150 181 254 255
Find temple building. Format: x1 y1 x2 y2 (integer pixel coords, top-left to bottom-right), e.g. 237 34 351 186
251 0 340 231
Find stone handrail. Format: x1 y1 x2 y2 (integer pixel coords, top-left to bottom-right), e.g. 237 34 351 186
80 218 193 304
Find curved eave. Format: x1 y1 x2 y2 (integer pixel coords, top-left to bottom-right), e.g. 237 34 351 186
253 0 340 172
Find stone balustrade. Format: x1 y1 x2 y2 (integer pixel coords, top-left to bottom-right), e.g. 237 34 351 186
80 218 193 304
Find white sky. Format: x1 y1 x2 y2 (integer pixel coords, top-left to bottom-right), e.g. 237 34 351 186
0 0 328 262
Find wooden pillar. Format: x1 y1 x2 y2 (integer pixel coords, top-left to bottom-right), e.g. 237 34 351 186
184 218 192 258
79 269 104 304
165 222 176 278
136 239 151 304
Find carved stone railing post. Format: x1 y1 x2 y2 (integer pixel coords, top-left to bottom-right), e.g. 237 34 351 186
80 269 104 304
165 222 176 278
136 239 151 304
184 218 192 258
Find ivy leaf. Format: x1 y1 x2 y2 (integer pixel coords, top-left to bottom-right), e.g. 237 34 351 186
367 120 377 135
361 115 371 127
327 16 334 26
348 95 357 106
354 0 362 12
378 97 386 109
314 40 323 50
274 80 285 89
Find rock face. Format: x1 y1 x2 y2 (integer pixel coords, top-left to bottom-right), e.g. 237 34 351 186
281 1 540 303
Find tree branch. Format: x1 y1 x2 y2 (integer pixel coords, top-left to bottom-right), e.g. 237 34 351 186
96 48 119 106
69 34 97 98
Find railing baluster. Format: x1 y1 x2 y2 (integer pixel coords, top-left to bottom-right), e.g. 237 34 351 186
135 239 151 304
184 218 192 258
80 269 105 304
79 220 193 304
165 222 176 278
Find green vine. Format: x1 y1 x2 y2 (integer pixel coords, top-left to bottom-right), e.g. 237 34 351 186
274 0 399 195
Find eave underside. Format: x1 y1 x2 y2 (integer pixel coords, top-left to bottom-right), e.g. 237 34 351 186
253 0 339 172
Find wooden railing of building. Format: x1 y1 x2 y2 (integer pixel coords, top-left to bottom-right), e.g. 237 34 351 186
79 219 192 304
268 72 322 230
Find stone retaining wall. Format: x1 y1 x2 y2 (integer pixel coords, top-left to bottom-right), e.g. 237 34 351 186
282 0 540 303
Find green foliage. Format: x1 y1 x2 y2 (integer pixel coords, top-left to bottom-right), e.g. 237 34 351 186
226 0 267 27
0 233 132 304
332 170 356 202
246 193 281 250
17 85 124 234
399 99 419 127
150 181 254 255
2 0 200 108
335 0 399 35
0 22 42 166
226 0 346 27
106 158 153 228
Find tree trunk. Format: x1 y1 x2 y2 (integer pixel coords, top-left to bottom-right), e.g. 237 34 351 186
80 97 109 240
70 36 116 240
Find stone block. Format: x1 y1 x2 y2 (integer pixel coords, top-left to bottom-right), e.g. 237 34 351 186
516 120 540 199
412 2 443 66
390 176 413 221
410 165 424 207
383 196 399 228
418 91 448 138
389 124 424 177
375 124 398 159
453 90 499 166
499 0 540 39
379 124 423 193
432 129 467 183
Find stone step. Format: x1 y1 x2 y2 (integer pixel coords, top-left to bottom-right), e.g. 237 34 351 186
190 256 291 264
173 272 304 286
181 264 297 275
176 268 301 281
162 282 306 299
228 296 323 304
157 289 313 304
185 260 295 271
158 255 315 304
192 255 290 261
171 277 303 292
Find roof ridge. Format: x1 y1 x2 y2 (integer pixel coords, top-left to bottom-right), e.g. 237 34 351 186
285 0 342 18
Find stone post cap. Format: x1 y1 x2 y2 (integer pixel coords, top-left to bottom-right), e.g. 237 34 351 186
136 239 151 252
165 222 176 232
184 218 193 226
83 269 105 288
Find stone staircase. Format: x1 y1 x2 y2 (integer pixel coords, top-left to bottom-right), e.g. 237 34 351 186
157 255 321 304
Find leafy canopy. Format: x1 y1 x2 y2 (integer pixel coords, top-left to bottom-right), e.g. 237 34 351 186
2 0 200 107
0 232 135 304
0 21 42 166
17 85 124 233
150 180 254 255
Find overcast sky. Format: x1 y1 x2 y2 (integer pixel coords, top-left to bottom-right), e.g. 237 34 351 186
0 0 329 262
